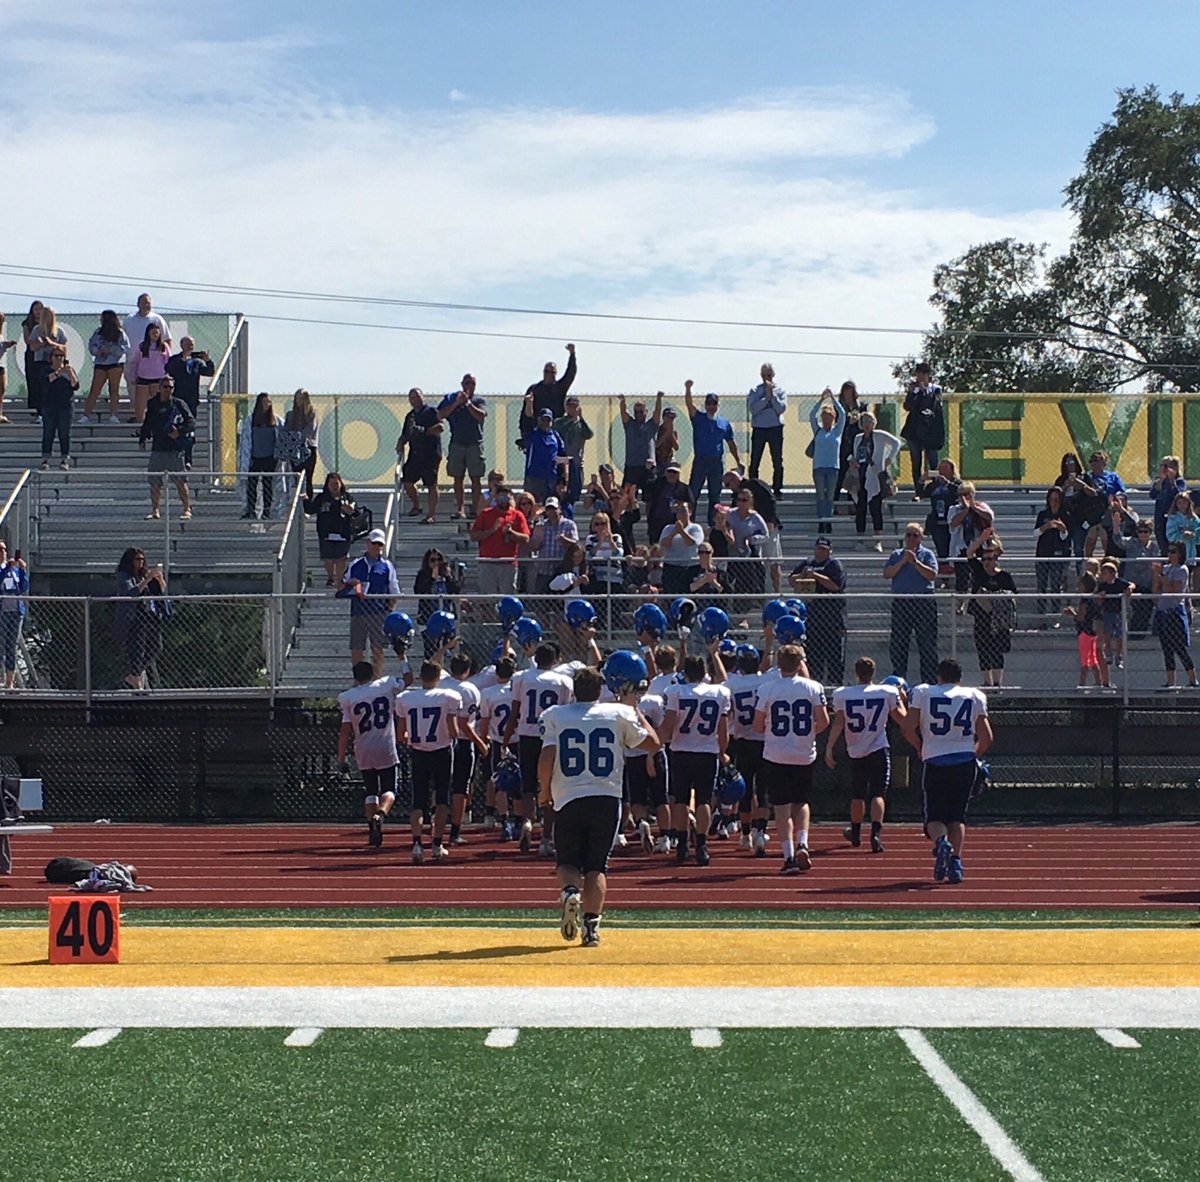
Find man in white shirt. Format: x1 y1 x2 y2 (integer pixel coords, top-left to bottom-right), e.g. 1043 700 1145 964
122 293 171 425
825 657 906 854
337 661 403 850
902 658 993 885
397 661 469 863
753 644 829 873
539 665 660 947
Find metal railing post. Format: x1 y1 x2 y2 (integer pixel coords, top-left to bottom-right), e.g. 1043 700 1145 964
1121 594 1130 708
83 597 92 709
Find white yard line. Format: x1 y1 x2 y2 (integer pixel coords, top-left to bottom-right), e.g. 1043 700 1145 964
897 1029 1045 1182
484 1027 520 1048
1095 1028 1141 1048
0 987 1197 1029
72 1027 122 1048
283 1027 324 1047
690 1028 722 1048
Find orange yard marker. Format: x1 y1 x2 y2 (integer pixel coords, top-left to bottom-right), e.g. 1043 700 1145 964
48 897 120 965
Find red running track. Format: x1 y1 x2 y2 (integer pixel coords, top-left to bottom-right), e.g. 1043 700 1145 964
0 823 1197 910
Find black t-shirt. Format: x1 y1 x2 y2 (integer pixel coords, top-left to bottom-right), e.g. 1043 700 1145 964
789 556 847 626
1035 509 1072 558
1096 576 1131 615
402 406 442 463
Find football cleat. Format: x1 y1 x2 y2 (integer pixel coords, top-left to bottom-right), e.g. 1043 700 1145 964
753 830 768 858
368 812 383 848
638 820 654 853
695 844 711 867
795 845 812 871
581 917 601 948
739 831 752 851
780 856 799 876
843 825 861 847
411 842 424 865
654 835 672 854
560 889 582 941
519 819 533 853
947 856 964 884
538 838 554 858
933 836 952 882
432 843 449 861
871 833 885 854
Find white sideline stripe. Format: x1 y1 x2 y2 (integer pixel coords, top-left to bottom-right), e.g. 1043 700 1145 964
1095 1028 1141 1048
691 1028 722 1048
73 1027 121 1048
485 1027 519 1048
1 988 1198 1029
283 1027 323 1047
897 1029 1044 1182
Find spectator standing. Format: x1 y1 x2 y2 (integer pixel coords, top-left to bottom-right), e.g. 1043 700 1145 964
1166 493 1200 590
1063 573 1109 690
900 363 945 498
657 492 704 595
520 343 576 434
549 540 590 598
0 541 28 689
38 350 77 472
689 541 729 611
948 482 995 599
850 411 901 551
807 392 844 533
1153 543 1198 690
279 388 319 498
513 491 539 593
239 393 281 520
138 376 194 520
531 497 579 595
920 459 961 564
723 469 783 594
646 461 686 547
1054 453 1092 560
132 325 170 425
522 406 569 502
788 536 847 684
81 310 130 424
553 396 593 507
684 382 742 523
470 486 531 596
965 531 1017 687
305 471 357 587
20 301 44 421
584 512 624 631
1034 487 1072 625
1094 493 1139 561
747 363 786 499
1095 560 1133 670
163 338 214 470
655 406 680 471
121 294 170 424
437 374 488 520
834 380 862 514
618 391 663 492
399 388 443 523
339 529 400 677
0 314 13 424
28 305 67 427
720 485 768 603
884 523 939 685
414 547 462 639
1151 456 1187 554
1124 521 1159 636
113 547 167 690
584 466 639 554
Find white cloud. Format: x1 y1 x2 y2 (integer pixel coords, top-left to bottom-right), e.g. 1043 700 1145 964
0 13 1070 397
449 89 467 103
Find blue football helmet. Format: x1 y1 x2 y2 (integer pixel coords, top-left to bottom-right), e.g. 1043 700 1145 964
493 756 523 795
717 637 738 657
425 610 457 643
762 599 790 627
669 597 697 627
735 643 760 662
489 642 507 665
565 600 597 631
603 650 649 696
497 596 525 628
716 763 747 806
881 674 910 698
774 615 807 645
697 606 730 640
383 611 414 641
633 602 669 640
513 616 543 649
783 598 809 621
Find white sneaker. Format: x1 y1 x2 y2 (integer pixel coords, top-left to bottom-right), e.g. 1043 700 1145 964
753 830 769 856
58 458 70 470
638 819 653 853
411 842 424 865
613 832 628 848
873 540 884 552
519 819 533 853
537 837 554 858
654 834 671 854
739 832 752 851
78 414 91 425
108 415 121 425
559 888 582 941
432 843 449 861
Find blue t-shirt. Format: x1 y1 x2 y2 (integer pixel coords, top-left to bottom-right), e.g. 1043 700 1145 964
691 412 734 459
1087 469 1126 499
524 428 565 482
341 556 400 615
437 392 486 446
886 546 938 595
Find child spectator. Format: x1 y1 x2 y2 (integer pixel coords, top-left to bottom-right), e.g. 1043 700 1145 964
1095 560 1133 671
1063 573 1110 691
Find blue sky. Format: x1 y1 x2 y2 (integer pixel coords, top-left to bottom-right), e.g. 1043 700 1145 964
0 0 1196 396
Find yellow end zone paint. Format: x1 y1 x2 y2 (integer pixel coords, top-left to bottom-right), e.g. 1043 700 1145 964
0 927 1197 988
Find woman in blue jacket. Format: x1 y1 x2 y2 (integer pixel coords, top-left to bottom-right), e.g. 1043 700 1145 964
0 540 28 689
807 392 844 534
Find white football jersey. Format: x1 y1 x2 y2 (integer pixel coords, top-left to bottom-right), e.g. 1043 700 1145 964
338 676 403 771
445 676 481 724
511 667 574 738
910 683 988 762
832 683 902 760
662 681 731 754
478 681 515 745
540 701 649 807
469 665 500 693
723 672 763 742
397 685 464 751
647 671 681 699
755 675 827 766
627 692 665 756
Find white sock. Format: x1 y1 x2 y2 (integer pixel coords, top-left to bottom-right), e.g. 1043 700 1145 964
797 829 809 849
781 839 795 860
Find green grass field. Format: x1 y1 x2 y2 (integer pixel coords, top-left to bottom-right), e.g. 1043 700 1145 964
3 1027 1197 1181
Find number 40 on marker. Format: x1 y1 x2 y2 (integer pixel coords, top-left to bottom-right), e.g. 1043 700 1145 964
48 897 121 964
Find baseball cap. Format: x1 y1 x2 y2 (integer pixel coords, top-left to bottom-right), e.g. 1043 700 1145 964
666 461 682 472
662 407 677 417
538 408 553 420
599 463 614 475
368 528 386 544
815 535 833 549
704 392 719 403
544 497 560 509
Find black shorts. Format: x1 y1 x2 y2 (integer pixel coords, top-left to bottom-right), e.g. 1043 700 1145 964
850 748 890 801
362 765 398 800
758 759 815 807
554 794 622 875
93 363 122 372
626 750 668 809
668 750 717 808
451 739 475 795
728 737 763 808
409 747 453 815
623 464 652 493
402 455 441 489
922 759 976 826
517 734 543 800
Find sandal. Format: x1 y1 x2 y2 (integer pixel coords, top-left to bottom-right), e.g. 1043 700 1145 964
406 507 422 517
423 516 436 524
145 511 160 520
180 509 192 520
450 510 465 520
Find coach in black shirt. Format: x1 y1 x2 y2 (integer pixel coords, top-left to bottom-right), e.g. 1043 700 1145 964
788 535 847 684
519 343 577 438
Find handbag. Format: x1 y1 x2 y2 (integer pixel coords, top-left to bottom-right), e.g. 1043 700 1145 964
349 506 374 540
804 437 816 459
878 468 896 500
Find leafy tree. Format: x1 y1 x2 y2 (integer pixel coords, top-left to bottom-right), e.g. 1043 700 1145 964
901 87 1200 392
